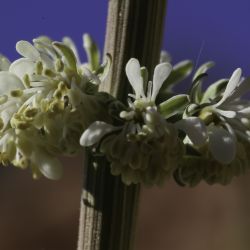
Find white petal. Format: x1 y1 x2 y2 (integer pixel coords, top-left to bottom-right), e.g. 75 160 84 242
175 117 207 146
62 36 80 64
40 52 54 69
1 105 18 129
125 58 144 99
215 68 242 107
239 106 250 115
16 40 40 61
228 77 250 102
0 72 24 95
29 74 49 82
80 121 117 146
0 54 11 71
33 39 57 60
9 58 35 79
151 62 172 101
32 149 63 180
208 127 236 164
215 109 236 118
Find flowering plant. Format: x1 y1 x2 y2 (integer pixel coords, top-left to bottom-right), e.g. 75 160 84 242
0 35 250 187
81 52 250 186
0 34 111 179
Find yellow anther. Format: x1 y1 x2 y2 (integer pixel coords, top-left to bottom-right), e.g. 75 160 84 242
10 89 23 97
36 61 43 75
43 68 56 77
24 108 38 118
23 74 30 88
55 59 64 72
0 95 8 105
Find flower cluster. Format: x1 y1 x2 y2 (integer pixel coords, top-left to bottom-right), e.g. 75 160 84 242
80 58 184 185
173 63 250 186
81 55 250 186
1 34 250 187
0 34 111 179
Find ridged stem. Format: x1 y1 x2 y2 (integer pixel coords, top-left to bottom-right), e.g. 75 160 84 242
77 1 167 250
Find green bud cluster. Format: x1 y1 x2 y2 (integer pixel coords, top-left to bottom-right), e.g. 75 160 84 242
175 142 250 187
172 62 250 186
99 108 184 185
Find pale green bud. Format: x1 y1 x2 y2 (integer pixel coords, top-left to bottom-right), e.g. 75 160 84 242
175 142 250 187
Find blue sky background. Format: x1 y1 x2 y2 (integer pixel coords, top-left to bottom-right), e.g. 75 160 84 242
0 2 249 248
0 0 249 91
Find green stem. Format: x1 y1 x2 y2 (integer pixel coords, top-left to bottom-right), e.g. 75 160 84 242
77 1 167 250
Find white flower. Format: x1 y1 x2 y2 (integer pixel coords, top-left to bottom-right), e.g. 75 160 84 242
81 58 174 149
0 34 108 180
176 68 250 164
80 109 183 185
214 68 243 108
175 117 207 146
80 59 183 186
80 121 118 147
175 116 236 164
125 58 172 102
0 72 26 130
211 68 243 118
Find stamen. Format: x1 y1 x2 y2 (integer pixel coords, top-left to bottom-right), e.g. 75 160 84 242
147 81 153 101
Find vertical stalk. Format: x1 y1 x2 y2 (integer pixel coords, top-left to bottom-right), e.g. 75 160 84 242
77 1 167 250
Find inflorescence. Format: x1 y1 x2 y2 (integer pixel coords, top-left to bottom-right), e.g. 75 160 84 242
1 35 250 186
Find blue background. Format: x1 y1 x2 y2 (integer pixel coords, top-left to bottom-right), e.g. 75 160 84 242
0 2 250 249
0 0 249 88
